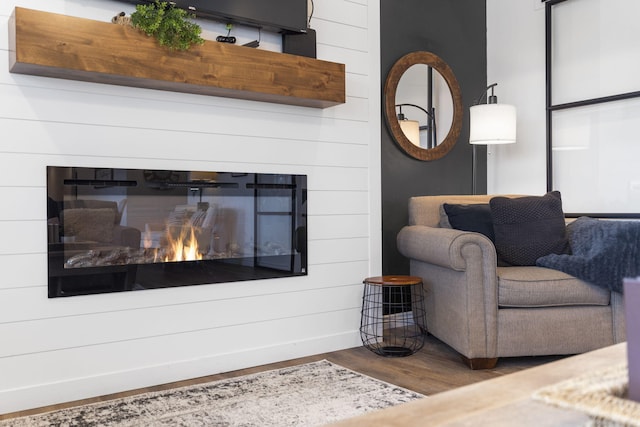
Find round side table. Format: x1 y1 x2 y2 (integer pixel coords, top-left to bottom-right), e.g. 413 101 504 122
359 275 427 357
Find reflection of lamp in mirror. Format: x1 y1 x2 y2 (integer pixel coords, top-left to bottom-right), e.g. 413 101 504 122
398 116 420 146
469 83 516 194
396 104 437 149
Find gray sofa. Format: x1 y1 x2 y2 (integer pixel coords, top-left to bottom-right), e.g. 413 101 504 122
396 195 626 369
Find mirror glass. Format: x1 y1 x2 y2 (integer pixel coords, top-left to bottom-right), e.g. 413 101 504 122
384 51 462 161
396 64 454 149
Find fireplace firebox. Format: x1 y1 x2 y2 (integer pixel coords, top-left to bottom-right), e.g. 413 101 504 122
47 167 307 298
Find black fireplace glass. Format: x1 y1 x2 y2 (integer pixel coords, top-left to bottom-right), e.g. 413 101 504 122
47 167 307 298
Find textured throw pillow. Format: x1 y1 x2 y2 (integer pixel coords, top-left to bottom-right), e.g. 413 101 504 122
442 203 495 242
489 191 570 266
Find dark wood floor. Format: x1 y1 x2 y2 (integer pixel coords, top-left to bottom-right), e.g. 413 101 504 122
0 335 566 421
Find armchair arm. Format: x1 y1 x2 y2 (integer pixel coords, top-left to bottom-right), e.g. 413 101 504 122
397 225 500 360
397 225 498 271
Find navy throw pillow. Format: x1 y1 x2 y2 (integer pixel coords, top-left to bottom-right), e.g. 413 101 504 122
443 203 495 243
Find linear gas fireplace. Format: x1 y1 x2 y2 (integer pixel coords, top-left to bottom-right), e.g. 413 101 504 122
47 167 307 298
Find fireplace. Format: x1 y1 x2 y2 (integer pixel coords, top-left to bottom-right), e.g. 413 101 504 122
47 167 307 298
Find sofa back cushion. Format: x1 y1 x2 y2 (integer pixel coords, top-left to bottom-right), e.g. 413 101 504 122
62 208 115 243
62 200 121 224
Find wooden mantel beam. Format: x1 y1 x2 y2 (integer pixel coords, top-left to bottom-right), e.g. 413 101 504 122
8 7 346 108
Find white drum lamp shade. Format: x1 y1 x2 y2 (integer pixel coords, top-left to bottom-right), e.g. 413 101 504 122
469 103 517 145
399 119 420 146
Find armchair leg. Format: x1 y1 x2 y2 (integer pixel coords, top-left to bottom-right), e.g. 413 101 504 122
461 356 498 370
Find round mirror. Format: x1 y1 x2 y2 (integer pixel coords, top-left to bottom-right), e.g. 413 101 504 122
384 51 463 161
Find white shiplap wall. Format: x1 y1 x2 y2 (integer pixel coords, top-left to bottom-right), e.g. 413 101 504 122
0 0 380 413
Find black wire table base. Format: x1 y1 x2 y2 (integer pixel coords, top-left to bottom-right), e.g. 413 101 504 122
360 276 427 357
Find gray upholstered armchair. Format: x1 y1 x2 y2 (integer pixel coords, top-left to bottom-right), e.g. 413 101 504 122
397 195 626 369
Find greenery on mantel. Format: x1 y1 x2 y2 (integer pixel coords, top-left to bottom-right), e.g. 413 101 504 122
130 0 204 51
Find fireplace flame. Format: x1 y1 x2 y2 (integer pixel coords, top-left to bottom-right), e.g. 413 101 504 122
142 231 154 251
166 226 202 262
165 226 202 262
142 225 203 263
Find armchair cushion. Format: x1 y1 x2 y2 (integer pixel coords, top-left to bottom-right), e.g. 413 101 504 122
490 191 570 266
497 266 611 308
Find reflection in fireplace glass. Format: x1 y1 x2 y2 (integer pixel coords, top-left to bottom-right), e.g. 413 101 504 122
47 167 307 297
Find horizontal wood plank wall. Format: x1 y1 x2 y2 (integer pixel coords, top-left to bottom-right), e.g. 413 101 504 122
0 0 378 413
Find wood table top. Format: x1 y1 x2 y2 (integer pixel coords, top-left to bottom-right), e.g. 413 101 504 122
363 276 423 286
330 343 627 426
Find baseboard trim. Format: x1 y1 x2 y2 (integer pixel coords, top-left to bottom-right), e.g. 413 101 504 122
0 331 361 415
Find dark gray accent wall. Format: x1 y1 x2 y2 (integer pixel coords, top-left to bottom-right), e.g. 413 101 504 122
381 1 487 275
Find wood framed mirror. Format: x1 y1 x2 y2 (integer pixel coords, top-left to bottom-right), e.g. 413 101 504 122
384 51 463 161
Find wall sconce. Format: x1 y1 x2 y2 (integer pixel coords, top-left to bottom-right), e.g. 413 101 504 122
396 103 437 149
469 83 516 194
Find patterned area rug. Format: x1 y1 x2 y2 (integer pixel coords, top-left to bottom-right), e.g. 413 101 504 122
2 360 424 426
